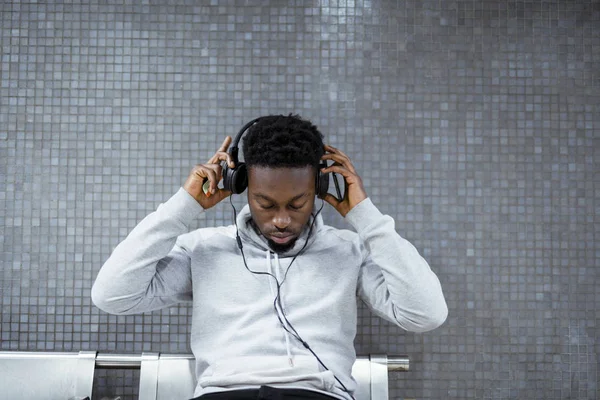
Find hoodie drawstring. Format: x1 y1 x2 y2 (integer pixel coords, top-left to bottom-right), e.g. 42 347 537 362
266 249 294 367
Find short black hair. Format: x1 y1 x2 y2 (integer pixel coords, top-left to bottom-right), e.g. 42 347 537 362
242 114 324 170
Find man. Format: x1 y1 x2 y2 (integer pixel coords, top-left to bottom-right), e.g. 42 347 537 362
92 114 448 400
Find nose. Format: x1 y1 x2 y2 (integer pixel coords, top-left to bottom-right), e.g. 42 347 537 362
272 211 291 230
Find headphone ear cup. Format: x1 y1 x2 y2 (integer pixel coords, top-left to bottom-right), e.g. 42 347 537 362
316 161 329 199
224 162 248 194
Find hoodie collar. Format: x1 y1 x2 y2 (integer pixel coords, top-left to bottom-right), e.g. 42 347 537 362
235 203 323 257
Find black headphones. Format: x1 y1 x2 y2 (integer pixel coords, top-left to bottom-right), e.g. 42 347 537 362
222 117 330 199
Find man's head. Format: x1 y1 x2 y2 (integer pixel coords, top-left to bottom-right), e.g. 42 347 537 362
242 114 325 253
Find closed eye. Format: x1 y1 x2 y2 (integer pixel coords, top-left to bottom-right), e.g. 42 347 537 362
260 204 305 211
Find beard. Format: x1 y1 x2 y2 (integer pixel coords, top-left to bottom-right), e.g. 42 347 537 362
248 219 300 254
266 236 298 254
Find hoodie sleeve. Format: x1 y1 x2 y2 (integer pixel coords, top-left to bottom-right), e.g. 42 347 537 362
345 198 448 333
91 187 204 315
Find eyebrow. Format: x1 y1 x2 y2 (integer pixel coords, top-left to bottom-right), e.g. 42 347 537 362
253 193 308 203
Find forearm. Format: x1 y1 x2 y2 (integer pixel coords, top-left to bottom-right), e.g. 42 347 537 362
348 198 448 331
91 187 203 314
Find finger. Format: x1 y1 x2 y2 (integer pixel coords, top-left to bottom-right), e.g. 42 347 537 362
320 164 355 181
218 136 232 152
213 188 232 203
194 162 223 178
321 151 356 174
321 152 352 167
210 151 235 168
192 164 210 180
200 166 219 195
208 163 228 192
321 192 341 208
219 151 235 168
324 144 349 158
208 136 233 163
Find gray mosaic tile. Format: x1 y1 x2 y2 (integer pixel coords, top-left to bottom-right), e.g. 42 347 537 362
1 0 598 399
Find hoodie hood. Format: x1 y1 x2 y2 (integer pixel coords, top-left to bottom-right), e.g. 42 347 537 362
233 202 326 369
235 203 323 257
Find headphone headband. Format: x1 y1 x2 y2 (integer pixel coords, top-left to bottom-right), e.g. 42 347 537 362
229 117 262 163
224 116 330 198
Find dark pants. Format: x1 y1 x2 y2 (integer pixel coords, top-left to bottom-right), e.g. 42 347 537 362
192 385 339 400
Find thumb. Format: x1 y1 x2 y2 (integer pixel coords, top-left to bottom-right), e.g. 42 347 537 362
321 193 340 209
213 188 232 204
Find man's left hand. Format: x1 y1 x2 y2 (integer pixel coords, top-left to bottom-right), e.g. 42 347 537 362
320 144 368 217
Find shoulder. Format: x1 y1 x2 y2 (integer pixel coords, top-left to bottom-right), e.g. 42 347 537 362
318 224 359 244
316 225 364 265
177 224 237 250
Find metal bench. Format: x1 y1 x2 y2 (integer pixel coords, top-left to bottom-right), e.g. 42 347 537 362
0 351 97 400
0 351 409 400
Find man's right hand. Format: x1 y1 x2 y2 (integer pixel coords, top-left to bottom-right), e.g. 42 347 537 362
183 136 235 209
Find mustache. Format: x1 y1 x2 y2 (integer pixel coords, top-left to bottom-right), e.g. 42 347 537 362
248 220 294 238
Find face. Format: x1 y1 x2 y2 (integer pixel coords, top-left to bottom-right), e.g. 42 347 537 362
247 166 316 253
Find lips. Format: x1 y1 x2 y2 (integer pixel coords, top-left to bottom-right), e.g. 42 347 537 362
269 234 294 244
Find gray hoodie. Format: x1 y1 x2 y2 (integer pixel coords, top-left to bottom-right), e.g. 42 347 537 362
91 187 447 399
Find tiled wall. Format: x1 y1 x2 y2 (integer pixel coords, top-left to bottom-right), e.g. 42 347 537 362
1 1 598 399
